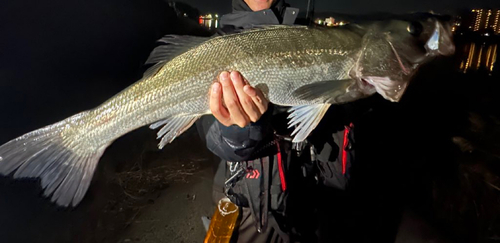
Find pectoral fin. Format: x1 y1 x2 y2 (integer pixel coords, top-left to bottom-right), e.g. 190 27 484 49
150 115 201 149
292 79 352 102
288 104 331 143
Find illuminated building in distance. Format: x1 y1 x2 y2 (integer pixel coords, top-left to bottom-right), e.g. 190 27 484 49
469 9 500 34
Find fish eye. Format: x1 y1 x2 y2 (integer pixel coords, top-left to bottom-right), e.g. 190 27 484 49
407 21 423 36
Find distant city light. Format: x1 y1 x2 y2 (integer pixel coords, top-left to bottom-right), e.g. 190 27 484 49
199 13 219 29
314 17 348 27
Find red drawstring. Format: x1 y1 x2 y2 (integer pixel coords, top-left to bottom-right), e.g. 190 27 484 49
342 123 353 175
276 141 287 191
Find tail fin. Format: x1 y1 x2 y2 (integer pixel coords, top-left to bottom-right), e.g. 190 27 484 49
0 111 108 207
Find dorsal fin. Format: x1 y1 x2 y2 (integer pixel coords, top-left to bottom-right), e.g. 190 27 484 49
144 25 308 66
141 61 166 80
144 35 211 65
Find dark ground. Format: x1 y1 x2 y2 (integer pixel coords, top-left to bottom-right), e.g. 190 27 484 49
1 0 500 242
0 126 215 243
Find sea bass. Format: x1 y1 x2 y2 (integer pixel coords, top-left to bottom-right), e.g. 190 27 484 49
0 14 454 206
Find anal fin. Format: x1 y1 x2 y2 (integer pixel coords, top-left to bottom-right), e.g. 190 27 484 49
149 115 201 149
288 104 331 143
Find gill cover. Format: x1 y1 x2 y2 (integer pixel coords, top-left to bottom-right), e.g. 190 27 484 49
354 15 455 102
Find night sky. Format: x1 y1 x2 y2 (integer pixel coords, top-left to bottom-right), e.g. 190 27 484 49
181 0 500 15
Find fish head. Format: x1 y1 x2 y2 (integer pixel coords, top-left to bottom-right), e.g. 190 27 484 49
352 14 455 102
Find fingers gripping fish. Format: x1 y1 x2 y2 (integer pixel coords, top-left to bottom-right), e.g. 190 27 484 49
0 14 455 207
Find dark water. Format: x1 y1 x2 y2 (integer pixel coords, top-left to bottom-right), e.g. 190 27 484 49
456 41 498 74
346 38 500 242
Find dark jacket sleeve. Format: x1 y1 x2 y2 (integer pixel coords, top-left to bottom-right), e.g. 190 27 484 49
197 105 275 162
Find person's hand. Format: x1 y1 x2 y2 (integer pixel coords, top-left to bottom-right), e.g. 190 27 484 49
210 71 269 128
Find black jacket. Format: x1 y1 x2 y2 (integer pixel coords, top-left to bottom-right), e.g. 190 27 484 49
198 0 299 162
198 0 360 189
197 1 362 240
